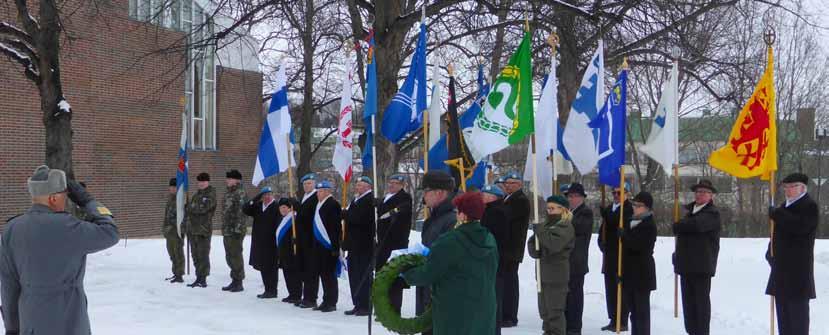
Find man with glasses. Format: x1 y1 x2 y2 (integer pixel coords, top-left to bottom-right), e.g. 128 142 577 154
598 182 632 332
1 166 118 335
766 173 818 335
673 179 721 335
501 172 530 328
376 174 413 313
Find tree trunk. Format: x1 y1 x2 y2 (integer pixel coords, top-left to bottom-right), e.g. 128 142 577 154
296 0 315 192
39 0 74 178
488 0 510 81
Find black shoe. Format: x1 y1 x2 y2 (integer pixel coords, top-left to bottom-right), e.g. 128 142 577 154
318 304 336 313
344 308 358 316
298 302 317 309
169 275 184 283
312 305 322 311
501 320 517 328
354 309 370 316
222 282 233 291
601 323 628 332
282 296 301 304
257 291 278 299
229 280 244 292
164 275 176 281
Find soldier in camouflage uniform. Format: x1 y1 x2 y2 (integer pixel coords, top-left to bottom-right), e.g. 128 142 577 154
221 170 248 292
187 172 217 288
164 178 185 283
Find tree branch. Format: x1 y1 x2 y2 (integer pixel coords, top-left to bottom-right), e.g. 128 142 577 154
0 40 41 83
311 127 338 156
0 21 34 45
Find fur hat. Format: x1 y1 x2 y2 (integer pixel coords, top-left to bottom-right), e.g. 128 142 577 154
226 169 243 180
453 191 485 221
169 178 177 187
196 172 210 182
27 165 67 197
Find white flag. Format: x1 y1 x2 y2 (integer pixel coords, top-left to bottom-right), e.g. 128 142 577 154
428 63 443 149
562 40 605 175
640 61 679 176
332 56 355 182
523 62 562 199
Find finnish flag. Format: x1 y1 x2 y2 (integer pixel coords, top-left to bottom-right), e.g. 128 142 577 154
253 65 295 186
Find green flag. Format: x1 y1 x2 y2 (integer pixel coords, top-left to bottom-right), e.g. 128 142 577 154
465 32 534 161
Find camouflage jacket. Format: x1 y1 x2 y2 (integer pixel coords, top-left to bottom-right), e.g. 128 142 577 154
222 184 248 236
163 194 179 237
187 186 217 236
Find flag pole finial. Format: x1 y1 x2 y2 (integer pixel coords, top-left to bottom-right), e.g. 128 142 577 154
447 63 454 77
620 57 630 71
763 26 776 46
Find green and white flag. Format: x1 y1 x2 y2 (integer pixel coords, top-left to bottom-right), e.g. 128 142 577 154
465 32 534 161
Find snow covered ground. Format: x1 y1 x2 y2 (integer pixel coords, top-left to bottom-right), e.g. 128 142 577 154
5 235 827 334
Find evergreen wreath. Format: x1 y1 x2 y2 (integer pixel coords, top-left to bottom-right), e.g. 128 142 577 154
372 253 432 334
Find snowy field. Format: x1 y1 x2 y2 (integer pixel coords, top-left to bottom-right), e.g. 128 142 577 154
5 234 827 335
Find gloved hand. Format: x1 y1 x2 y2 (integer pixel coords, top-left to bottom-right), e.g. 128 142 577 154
768 206 776 218
616 226 625 239
341 208 349 218
410 242 430 256
67 180 94 207
252 192 265 203
373 198 385 208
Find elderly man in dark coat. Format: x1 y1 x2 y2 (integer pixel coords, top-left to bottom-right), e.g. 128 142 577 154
1 165 119 335
296 173 319 308
243 187 281 298
766 173 818 335
343 176 376 316
673 179 721 335
598 183 632 331
501 172 531 328
307 180 342 312
376 174 413 314
565 183 593 335
621 192 657 335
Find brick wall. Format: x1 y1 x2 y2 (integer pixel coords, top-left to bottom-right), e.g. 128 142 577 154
0 0 263 236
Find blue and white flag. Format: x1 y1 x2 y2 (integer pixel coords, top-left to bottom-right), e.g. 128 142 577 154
380 23 427 143
275 213 293 247
640 61 679 176
176 113 188 237
253 65 295 186
562 40 605 175
312 196 334 251
590 68 628 187
362 35 377 171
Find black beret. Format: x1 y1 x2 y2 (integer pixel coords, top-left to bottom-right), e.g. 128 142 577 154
226 169 243 180
196 172 210 182
633 191 654 209
420 170 455 191
278 197 299 209
169 178 177 187
781 173 808 185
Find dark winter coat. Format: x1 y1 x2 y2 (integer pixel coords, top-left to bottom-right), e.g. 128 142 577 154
1 204 119 335
503 189 531 265
376 190 413 269
403 221 498 335
481 199 511 274
343 192 375 252
309 196 342 266
570 203 594 276
528 215 575 286
622 213 657 291
673 202 721 276
765 193 818 300
296 191 319 253
421 197 457 247
243 198 280 271
276 204 302 271
598 200 632 275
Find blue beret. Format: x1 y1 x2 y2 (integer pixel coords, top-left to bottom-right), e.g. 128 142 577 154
494 176 506 184
315 180 333 189
389 174 406 182
505 172 522 181
301 173 317 183
481 184 505 197
260 186 273 194
357 176 373 185
559 183 571 194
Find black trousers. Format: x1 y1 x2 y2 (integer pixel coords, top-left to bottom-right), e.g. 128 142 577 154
283 267 303 299
566 274 586 333
495 274 504 335
623 286 651 335
775 295 810 335
347 250 372 311
680 274 712 335
416 286 433 335
502 262 520 324
303 255 338 307
604 272 629 326
259 266 279 294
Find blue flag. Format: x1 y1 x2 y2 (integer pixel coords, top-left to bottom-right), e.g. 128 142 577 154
362 35 377 171
562 41 605 174
380 23 427 143
591 69 628 187
175 113 188 236
253 65 295 186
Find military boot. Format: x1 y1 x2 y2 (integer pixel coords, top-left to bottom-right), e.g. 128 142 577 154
169 275 184 283
187 276 207 288
222 281 234 291
229 280 244 293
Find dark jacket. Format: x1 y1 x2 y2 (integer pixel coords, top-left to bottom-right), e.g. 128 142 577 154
765 193 818 300
377 190 413 268
343 192 375 252
528 215 575 286
481 199 511 274
310 196 342 263
296 191 319 253
622 213 657 291
403 221 498 335
243 198 280 271
570 203 593 276
598 200 632 274
673 202 721 276
503 189 531 264
276 201 302 271
421 197 457 247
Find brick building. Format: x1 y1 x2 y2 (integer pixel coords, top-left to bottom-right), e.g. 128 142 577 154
0 0 263 236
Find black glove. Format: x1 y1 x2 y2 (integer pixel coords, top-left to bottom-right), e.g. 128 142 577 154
616 226 626 239
67 180 94 207
768 206 776 218
373 197 384 208
341 209 349 218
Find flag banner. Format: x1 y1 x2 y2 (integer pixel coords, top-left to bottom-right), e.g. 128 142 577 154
333 55 355 183
445 74 477 188
465 32 534 161
381 23 427 143
523 66 560 199
275 214 293 247
640 61 679 176
176 113 188 236
253 65 295 186
361 34 377 171
708 47 777 180
562 40 605 175
591 68 628 187
428 63 443 149
313 198 334 251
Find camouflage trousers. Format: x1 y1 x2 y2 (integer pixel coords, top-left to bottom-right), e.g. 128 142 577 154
223 235 245 281
188 234 212 278
164 233 185 276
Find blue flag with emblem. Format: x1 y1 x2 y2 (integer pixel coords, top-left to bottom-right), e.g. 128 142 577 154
590 68 628 187
380 23 427 143
562 41 605 174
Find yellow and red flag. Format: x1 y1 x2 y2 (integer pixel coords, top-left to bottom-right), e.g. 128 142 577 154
708 47 777 180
